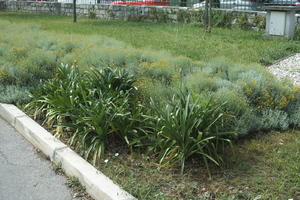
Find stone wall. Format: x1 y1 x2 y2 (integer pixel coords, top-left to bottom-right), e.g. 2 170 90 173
0 0 298 29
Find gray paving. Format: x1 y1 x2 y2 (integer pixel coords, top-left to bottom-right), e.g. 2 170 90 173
0 118 76 200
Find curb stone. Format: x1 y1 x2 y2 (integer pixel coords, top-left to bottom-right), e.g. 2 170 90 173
0 103 137 200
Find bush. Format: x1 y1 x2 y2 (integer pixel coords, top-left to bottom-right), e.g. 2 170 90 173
0 84 30 105
88 11 96 19
146 91 236 174
260 109 289 131
236 15 252 30
184 60 300 135
294 26 300 41
253 16 266 30
212 11 233 28
27 64 145 165
286 91 300 128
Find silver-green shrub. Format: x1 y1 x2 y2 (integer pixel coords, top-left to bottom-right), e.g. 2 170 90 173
0 84 30 105
260 109 289 131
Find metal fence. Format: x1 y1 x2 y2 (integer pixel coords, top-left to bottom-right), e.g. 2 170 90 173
17 0 300 10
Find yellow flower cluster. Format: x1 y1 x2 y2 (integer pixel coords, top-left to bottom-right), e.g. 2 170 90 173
243 81 300 110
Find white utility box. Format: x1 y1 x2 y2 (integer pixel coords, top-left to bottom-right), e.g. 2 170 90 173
265 6 300 39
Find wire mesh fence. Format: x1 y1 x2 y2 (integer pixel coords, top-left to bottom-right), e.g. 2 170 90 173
9 0 300 10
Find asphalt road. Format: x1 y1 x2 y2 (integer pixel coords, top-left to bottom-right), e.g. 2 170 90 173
0 118 77 200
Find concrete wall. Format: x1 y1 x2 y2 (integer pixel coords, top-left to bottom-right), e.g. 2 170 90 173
0 1 298 29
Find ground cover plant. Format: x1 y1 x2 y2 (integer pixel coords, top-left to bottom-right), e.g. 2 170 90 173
1 12 300 65
0 16 300 199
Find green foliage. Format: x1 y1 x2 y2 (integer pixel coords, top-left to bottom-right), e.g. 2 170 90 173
259 43 300 65
0 20 204 104
294 26 300 41
146 91 235 174
67 177 86 194
27 64 145 165
259 109 289 131
177 9 203 24
253 16 266 30
286 92 300 128
0 12 298 200
1 18 300 180
186 71 221 92
185 60 300 135
236 15 252 30
53 162 64 174
88 5 97 19
1 13 300 66
0 84 30 104
212 11 233 28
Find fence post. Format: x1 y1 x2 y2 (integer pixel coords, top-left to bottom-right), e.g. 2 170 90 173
73 0 77 23
204 0 208 30
208 0 212 33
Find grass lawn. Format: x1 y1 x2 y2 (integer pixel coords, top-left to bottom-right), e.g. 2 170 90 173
1 12 300 200
1 12 300 65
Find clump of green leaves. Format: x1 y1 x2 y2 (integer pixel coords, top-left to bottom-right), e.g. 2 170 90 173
212 11 233 28
53 162 64 175
253 16 266 30
88 5 97 19
27 64 145 165
294 26 300 41
236 15 252 30
67 177 86 194
146 91 236 174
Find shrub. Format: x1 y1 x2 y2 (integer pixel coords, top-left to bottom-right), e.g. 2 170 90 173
286 90 300 128
88 10 97 19
259 109 289 131
0 84 30 105
146 91 236 174
27 64 145 165
294 26 300 41
289 106 300 128
238 71 295 110
212 11 233 28
186 71 221 92
236 15 252 30
253 16 266 30
213 87 252 134
185 60 300 135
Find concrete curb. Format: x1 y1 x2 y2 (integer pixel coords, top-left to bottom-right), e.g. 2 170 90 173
0 103 137 200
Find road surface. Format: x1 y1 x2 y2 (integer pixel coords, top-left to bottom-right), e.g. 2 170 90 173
0 118 78 200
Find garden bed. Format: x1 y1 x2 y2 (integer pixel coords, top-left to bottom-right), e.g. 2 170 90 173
0 15 300 199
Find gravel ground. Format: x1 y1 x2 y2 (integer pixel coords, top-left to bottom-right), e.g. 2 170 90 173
268 53 300 86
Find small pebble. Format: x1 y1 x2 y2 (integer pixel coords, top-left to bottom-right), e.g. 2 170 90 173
268 54 300 86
